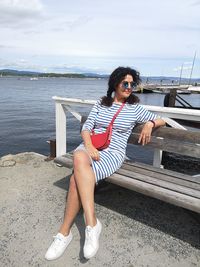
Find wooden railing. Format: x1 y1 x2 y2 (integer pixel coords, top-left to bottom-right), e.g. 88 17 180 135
52 96 200 167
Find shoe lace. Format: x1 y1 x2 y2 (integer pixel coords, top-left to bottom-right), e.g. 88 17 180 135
85 227 95 244
52 235 64 248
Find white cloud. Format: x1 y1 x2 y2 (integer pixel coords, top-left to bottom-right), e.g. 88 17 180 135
0 0 44 27
0 44 13 48
191 0 200 6
64 16 92 31
0 58 37 70
0 0 43 14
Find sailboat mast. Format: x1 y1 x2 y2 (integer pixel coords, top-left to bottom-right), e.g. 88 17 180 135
179 63 183 85
188 51 197 86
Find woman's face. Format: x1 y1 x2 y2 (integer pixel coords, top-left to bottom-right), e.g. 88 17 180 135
114 74 135 101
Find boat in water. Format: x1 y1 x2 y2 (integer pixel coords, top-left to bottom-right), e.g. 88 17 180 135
134 88 153 94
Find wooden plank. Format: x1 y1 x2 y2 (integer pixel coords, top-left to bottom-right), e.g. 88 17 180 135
106 174 200 213
54 154 73 169
128 134 200 158
115 168 200 199
123 160 200 184
133 124 200 143
121 163 200 191
81 116 200 143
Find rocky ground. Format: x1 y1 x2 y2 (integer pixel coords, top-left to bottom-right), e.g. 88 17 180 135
0 152 200 267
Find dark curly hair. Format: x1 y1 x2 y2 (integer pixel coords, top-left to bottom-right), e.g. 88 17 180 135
101 66 141 106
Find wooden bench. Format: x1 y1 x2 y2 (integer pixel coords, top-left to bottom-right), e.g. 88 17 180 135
54 121 200 214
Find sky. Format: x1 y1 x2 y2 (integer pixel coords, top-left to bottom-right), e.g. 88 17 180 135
0 0 200 77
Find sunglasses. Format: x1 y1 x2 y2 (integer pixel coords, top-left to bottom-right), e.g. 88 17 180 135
121 81 137 90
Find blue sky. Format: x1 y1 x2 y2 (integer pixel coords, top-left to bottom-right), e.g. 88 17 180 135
0 0 200 77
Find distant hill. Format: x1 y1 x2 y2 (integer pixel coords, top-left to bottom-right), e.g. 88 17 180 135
0 69 40 75
0 69 107 78
0 69 85 78
0 69 200 83
83 72 108 78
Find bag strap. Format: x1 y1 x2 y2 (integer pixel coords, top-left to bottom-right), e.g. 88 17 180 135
109 102 125 126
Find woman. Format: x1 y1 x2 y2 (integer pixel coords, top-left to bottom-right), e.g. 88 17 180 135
45 66 165 260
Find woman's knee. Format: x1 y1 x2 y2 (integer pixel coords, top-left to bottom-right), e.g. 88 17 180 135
73 150 90 169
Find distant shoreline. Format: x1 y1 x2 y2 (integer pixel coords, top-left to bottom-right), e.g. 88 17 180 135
1 69 200 82
0 69 108 79
0 73 105 79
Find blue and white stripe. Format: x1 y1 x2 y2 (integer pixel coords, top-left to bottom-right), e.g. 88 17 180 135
80 100 158 182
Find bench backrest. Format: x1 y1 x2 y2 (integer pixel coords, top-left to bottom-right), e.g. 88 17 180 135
129 124 200 158
81 116 200 159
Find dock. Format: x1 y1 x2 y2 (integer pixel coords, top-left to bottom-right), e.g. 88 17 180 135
141 84 200 94
0 152 200 266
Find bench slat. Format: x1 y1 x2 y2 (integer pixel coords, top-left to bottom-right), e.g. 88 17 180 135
107 173 200 213
132 124 200 143
54 154 73 169
124 160 200 184
122 162 200 189
116 168 200 199
128 134 200 158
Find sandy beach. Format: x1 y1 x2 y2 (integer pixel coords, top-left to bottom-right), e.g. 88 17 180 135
0 152 200 267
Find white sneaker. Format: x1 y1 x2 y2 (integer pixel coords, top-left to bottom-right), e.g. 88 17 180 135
45 232 73 260
83 219 102 259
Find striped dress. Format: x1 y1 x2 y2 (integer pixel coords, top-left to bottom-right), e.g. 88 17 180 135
77 100 158 183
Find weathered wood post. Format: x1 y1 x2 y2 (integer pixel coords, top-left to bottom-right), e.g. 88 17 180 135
55 102 67 157
163 88 176 168
168 89 177 107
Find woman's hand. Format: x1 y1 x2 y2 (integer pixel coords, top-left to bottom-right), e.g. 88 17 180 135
138 121 154 145
81 130 100 161
85 144 100 161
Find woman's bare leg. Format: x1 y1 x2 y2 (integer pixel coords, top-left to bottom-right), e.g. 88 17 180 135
58 150 96 235
59 174 82 236
73 150 97 227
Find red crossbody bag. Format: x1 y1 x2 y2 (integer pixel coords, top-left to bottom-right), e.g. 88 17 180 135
90 103 125 150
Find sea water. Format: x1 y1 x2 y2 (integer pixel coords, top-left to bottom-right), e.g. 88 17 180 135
0 77 199 163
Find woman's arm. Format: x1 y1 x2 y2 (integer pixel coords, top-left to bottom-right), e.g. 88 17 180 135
138 118 166 145
80 100 101 161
